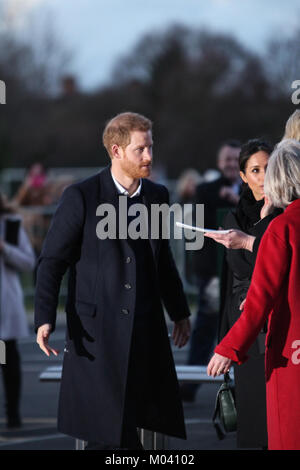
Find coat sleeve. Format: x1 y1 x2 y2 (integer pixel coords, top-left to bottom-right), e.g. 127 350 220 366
2 225 36 272
157 186 191 322
34 185 85 332
246 212 279 266
215 227 290 364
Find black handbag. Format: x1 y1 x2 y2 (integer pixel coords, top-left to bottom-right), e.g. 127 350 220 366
212 371 237 440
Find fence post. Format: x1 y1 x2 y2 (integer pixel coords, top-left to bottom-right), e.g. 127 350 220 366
0 340 6 364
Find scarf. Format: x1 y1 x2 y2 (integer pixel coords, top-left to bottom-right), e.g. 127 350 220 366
235 184 265 232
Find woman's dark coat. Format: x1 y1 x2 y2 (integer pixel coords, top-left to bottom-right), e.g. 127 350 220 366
34 166 191 445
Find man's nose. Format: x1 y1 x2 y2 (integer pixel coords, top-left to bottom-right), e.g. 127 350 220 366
144 148 152 161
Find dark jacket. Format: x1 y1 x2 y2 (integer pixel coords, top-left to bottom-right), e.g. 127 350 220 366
34 166 191 444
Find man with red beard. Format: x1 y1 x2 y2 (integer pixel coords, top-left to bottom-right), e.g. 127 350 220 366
34 112 191 450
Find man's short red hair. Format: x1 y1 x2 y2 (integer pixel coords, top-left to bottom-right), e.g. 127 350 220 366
102 112 152 158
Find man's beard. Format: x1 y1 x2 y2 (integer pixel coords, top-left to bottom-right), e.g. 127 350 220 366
121 159 152 179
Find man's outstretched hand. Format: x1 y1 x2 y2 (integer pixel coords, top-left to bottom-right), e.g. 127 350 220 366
172 318 191 348
36 323 59 357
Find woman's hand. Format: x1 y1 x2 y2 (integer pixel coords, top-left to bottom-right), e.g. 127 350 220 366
207 353 232 377
204 229 255 251
260 196 274 219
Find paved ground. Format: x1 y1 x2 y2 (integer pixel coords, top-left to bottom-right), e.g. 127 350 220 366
0 312 237 451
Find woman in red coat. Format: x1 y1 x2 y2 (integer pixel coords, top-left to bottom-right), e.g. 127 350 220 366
207 139 300 450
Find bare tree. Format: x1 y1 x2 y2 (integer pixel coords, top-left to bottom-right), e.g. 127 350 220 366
0 2 72 97
264 27 300 97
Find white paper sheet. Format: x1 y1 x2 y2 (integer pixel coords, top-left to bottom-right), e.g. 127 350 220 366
176 222 231 234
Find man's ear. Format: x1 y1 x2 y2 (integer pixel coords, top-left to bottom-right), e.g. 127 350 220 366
111 144 123 160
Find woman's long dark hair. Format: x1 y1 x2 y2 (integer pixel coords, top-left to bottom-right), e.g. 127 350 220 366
239 138 273 173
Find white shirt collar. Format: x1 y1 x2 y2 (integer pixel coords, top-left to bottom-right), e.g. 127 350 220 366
111 171 142 198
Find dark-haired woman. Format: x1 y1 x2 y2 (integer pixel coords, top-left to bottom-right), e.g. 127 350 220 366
205 139 281 449
0 194 35 427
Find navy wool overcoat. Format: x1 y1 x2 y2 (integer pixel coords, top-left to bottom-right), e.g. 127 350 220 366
34 166 191 444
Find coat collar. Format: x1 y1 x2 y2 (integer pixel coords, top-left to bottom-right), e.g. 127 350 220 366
98 165 161 205
285 198 300 213
110 171 142 198
97 165 161 257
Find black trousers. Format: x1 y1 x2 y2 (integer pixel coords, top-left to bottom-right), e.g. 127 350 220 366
1 339 22 423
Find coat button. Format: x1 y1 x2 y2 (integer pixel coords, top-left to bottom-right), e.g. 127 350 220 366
121 308 129 315
125 256 131 263
124 283 132 289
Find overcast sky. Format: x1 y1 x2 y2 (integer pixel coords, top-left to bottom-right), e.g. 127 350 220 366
2 0 300 90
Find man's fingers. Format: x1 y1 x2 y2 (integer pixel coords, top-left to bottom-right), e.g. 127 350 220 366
173 326 180 346
37 336 59 356
36 324 57 357
49 348 59 356
38 342 50 356
172 326 189 348
38 343 59 356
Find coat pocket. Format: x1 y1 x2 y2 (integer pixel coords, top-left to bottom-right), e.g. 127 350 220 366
75 300 97 317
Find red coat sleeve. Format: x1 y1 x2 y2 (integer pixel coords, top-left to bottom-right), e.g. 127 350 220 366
215 227 291 364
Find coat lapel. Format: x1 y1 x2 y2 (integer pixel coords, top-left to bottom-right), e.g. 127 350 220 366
97 167 161 259
141 178 161 258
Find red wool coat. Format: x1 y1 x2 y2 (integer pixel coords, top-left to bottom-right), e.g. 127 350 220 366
215 198 300 450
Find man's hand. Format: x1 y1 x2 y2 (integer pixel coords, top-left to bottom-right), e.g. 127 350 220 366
36 323 59 357
204 229 255 252
207 353 232 377
172 318 191 348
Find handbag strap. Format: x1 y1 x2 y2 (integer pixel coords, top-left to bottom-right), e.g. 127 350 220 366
212 375 227 440
224 371 231 384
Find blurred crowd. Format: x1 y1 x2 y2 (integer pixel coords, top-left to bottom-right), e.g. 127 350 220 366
5 164 75 258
